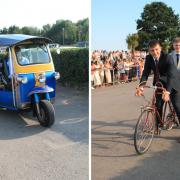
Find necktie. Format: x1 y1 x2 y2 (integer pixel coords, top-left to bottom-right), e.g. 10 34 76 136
155 59 159 82
176 54 179 67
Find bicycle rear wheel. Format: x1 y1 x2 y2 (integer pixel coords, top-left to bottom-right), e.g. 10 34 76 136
134 109 155 155
163 101 179 130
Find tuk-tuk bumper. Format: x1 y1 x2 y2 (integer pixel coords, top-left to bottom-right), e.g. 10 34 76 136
28 86 54 97
28 85 54 103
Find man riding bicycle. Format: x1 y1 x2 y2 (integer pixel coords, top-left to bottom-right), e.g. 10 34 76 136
135 40 170 130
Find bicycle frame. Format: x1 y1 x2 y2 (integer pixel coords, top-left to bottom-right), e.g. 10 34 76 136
141 82 177 128
162 101 176 123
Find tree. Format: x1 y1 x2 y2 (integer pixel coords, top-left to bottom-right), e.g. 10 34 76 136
42 24 51 35
76 18 89 41
21 26 41 36
0 27 8 34
45 20 77 45
8 25 21 34
41 19 89 44
126 33 139 52
0 18 89 45
137 2 180 50
161 40 172 53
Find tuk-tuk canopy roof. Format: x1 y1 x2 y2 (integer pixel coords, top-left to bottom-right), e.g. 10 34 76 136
0 34 52 47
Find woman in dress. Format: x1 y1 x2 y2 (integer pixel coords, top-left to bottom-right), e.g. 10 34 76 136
93 61 102 88
104 58 112 85
119 60 126 83
99 60 105 86
91 61 95 89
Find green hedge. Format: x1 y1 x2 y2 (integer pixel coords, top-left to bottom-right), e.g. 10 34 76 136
51 48 89 87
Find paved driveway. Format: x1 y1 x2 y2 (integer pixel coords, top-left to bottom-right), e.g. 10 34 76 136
92 81 180 180
0 85 89 180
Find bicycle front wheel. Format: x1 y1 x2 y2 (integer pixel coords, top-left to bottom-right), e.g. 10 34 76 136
134 109 155 155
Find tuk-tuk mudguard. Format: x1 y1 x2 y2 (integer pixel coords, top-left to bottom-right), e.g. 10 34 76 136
28 86 54 97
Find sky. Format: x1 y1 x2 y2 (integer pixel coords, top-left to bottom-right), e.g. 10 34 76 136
92 0 180 51
0 0 89 28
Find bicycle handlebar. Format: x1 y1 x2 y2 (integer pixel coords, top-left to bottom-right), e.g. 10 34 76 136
138 81 166 92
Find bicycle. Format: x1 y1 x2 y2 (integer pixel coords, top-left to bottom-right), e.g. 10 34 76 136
134 81 179 155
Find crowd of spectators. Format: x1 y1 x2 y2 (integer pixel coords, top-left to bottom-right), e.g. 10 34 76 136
91 50 146 89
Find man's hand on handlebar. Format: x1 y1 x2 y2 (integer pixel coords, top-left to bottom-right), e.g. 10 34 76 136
135 86 144 96
162 90 170 102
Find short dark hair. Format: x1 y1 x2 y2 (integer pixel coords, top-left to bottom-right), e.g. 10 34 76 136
173 37 180 44
148 40 161 48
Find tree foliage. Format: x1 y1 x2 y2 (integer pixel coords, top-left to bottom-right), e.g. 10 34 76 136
45 20 77 45
136 2 180 50
126 33 139 52
0 18 89 45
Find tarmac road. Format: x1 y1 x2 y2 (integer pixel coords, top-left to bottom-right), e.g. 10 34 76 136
92 81 180 180
0 85 88 180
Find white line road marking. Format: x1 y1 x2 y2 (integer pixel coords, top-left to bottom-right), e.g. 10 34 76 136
60 117 88 124
43 139 87 150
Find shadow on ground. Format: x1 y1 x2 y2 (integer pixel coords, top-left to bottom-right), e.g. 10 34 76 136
52 86 89 144
92 118 179 157
111 141 180 180
0 110 45 140
0 86 89 143
92 119 136 157
92 118 180 180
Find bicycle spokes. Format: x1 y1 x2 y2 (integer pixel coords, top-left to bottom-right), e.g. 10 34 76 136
134 110 155 154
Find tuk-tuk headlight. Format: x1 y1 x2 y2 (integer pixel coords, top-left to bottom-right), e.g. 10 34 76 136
17 76 28 84
39 74 46 83
55 72 60 80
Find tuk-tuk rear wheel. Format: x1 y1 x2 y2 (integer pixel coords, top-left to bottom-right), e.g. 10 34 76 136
37 100 55 127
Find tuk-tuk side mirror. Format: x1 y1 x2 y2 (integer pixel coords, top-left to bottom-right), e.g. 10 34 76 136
54 72 60 80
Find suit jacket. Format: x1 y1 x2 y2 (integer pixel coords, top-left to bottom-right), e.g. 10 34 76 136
140 52 168 87
166 51 180 92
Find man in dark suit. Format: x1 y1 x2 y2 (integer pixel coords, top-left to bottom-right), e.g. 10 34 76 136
163 37 180 123
136 40 168 128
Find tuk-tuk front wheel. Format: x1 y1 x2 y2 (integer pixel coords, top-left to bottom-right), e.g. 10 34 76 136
37 100 55 127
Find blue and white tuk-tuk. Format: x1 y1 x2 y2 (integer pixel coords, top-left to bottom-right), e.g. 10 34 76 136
0 34 60 127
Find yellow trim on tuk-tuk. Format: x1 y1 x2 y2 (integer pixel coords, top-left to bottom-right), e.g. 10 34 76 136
14 62 54 74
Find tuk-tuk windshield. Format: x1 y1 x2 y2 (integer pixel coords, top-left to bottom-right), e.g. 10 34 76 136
15 44 50 65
